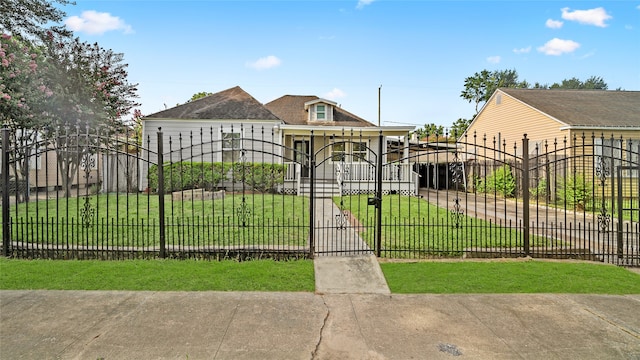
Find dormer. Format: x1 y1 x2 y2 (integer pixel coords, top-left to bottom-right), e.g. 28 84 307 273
304 98 337 122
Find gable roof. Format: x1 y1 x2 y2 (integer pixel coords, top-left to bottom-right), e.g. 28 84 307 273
499 88 640 128
265 95 375 127
145 86 280 120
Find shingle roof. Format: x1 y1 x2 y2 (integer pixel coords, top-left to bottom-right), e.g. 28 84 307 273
500 88 640 127
145 86 280 120
265 95 375 127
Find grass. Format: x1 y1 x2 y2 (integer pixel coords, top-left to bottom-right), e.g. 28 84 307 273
338 194 553 257
2 257 637 294
381 260 640 294
0 257 315 292
4 193 309 247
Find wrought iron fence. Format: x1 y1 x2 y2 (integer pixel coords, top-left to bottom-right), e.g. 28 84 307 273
1 126 310 260
1 126 638 266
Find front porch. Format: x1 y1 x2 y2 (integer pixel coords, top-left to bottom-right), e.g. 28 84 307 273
282 162 418 197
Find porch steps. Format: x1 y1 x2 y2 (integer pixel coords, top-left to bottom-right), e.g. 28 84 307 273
299 179 340 198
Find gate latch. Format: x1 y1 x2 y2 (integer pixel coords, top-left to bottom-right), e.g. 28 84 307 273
368 197 381 208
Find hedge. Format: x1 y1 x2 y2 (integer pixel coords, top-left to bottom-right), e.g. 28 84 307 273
148 162 287 194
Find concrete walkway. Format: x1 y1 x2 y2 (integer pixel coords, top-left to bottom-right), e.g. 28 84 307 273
1 289 639 359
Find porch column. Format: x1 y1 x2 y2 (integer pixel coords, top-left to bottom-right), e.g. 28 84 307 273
403 134 409 163
273 125 282 162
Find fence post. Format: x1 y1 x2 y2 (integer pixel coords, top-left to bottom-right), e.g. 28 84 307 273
2 128 10 257
522 134 530 256
308 132 315 258
375 131 383 257
157 129 166 258
617 166 623 260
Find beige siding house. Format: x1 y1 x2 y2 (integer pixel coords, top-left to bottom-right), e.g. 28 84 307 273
461 88 640 194
462 88 640 152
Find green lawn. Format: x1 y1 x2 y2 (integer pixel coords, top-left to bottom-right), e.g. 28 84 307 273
0 257 315 292
338 194 554 257
381 260 640 294
4 193 309 247
3 257 638 294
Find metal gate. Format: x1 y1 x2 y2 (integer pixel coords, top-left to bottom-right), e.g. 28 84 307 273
615 166 640 266
310 131 382 256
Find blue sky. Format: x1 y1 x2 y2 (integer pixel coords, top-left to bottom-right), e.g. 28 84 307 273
62 1 639 128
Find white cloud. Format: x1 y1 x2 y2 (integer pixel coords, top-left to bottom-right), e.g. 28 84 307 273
561 7 612 27
246 55 282 70
513 46 531 54
537 38 581 56
323 88 347 100
65 10 133 35
486 56 501 64
356 0 374 9
545 19 563 29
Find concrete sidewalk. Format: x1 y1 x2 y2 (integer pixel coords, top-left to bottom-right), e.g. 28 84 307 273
2 255 640 359
1 290 639 359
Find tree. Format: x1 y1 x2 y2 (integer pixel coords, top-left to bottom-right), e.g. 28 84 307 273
460 69 528 116
0 0 73 41
550 76 607 90
450 118 472 139
39 34 139 196
460 69 492 115
412 123 448 142
0 33 53 201
189 91 213 102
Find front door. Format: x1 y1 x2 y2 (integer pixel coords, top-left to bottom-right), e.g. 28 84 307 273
294 140 310 177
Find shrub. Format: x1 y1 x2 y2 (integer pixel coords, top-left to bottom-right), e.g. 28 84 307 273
557 173 592 210
148 162 227 193
148 162 286 194
475 164 516 198
230 163 286 193
530 178 547 199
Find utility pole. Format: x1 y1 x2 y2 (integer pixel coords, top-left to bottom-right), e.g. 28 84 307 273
378 85 382 127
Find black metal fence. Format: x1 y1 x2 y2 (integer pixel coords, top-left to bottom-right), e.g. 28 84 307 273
1 126 638 266
1 126 310 260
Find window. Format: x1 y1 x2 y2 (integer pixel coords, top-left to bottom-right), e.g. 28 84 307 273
316 104 326 120
331 142 345 161
352 142 367 162
222 132 241 162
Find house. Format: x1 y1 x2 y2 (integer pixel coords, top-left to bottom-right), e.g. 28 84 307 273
463 88 640 153
141 86 416 196
461 88 640 192
264 94 416 195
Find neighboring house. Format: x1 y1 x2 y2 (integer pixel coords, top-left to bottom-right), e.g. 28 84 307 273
1 131 100 193
461 88 640 191
462 88 640 155
141 86 416 196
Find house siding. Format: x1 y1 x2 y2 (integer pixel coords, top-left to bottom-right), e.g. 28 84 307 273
463 90 565 152
141 119 282 190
